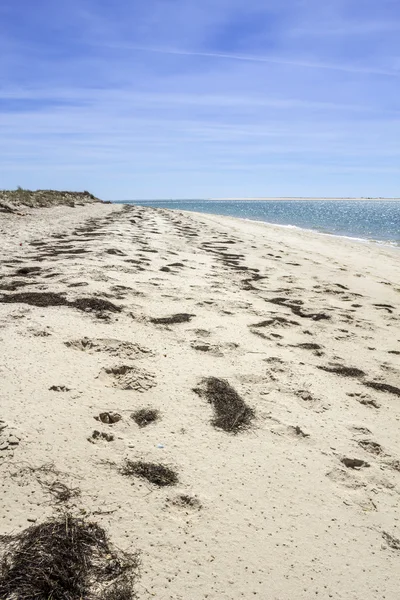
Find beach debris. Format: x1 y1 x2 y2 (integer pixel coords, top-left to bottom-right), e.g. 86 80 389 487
318 365 365 378
72 297 121 313
15 266 42 276
150 313 195 325
0 292 121 314
382 531 400 550
106 248 126 256
131 408 160 428
373 303 394 314
45 481 81 504
250 316 300 328
363 381 400 397
0 292 68 307
0 514 139 599
290 425 310 438
121 460 178 487
267 297 331 320
0 280 32 291
294 343 322 350
193 377 255 433
340 457 370 469
49 385 71 392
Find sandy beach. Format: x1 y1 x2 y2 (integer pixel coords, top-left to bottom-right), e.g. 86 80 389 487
1 202 399 599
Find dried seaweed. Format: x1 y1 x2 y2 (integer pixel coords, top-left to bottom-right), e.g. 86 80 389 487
318 365 365 378
121 461 178 487
150 313 195 325
131 409 160 428
363 381 400 397
194 377 255 433
0 514 139 600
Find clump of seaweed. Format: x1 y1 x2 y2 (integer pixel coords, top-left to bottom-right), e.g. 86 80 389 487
150 313 195 325
0 514 139 600
0 293 121 314
194 377 255 433
364 381 400 397
121 461 178 487
0 292 68 307
267 297 331 321
15 266 42 276
317 365 365 378
251 316 299 328
131 408 160 428
72 297 121 313
295 343 322 350
46 481 81 504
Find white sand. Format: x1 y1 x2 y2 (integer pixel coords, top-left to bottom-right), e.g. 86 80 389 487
1 203 399 599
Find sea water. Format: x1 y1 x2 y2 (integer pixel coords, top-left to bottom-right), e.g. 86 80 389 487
117 199 400 245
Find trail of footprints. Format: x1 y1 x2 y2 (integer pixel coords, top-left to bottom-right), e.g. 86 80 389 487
1 204 400 549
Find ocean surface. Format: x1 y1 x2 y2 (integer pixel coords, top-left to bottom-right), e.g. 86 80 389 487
118 199 400 245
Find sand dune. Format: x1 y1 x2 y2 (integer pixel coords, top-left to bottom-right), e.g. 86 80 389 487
0 203 399 599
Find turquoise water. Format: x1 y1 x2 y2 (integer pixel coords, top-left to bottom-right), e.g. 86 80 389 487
118 199 400 245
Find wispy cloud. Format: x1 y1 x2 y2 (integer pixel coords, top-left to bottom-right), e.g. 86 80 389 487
1 0 400 197
100 43 400 78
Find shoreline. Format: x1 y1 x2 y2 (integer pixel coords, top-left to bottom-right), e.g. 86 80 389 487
120 201 400 248
1 203 399 599
181 208 400 250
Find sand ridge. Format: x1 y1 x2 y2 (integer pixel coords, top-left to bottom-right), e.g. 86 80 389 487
0 203 399 599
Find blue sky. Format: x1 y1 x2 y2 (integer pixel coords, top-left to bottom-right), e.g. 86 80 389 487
1 0 400 199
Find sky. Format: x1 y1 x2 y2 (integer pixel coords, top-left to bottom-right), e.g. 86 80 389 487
1 0 400 199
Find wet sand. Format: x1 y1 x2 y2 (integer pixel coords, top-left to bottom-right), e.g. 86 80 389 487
1 203 399 599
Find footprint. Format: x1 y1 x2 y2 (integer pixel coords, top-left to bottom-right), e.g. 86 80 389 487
166 494 202 510
95 412 122 424
88 430 114 443
382 532 400 550
347 392 380 409
357 440 383 455
0 422 21 457
49 385 71 392
99 365 156 392
66 337 153 360
326 467 366 489
340 457 370 469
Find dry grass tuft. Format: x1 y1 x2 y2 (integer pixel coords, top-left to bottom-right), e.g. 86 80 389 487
194 377 255 433
121 461 178 487
0 514 139 600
